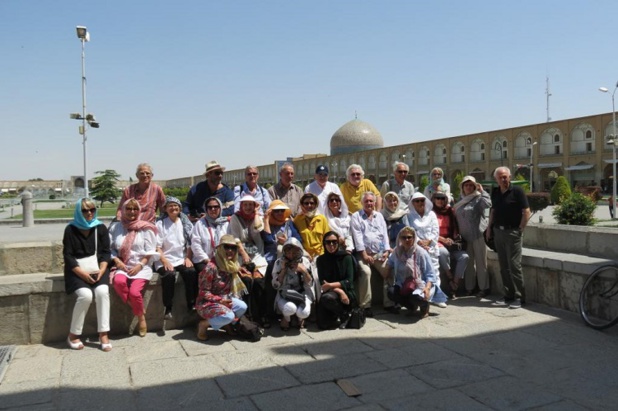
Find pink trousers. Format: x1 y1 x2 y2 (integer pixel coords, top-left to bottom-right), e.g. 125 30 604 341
113 275 148 316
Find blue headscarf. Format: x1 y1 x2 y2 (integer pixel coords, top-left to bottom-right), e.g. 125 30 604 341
69 198 103 230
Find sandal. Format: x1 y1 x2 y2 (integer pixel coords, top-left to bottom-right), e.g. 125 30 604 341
67 336 84 350
100 333 112 352
197 320 209 341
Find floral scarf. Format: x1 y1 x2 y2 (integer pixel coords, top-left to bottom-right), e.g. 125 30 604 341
119 200 157 263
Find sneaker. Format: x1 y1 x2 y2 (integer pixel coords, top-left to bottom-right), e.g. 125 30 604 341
432 302 447 308
492 298 507 306
509 298 522 309
363 307 374 318
164 308 173 320
476 290 487 298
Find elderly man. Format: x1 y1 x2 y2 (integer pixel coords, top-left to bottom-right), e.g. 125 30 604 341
183 161 235 221
487 167 531 309
350 192 392 317
233 165 272 214
341 164 382 213
380 161 415 206
304 165 343 215
268 163 303 217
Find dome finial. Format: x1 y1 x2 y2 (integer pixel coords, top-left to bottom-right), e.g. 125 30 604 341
355 110 358 120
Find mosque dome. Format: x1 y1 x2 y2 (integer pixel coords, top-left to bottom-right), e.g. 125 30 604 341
330 119 384 155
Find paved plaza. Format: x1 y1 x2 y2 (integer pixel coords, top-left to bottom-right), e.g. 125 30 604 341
1 297 617 410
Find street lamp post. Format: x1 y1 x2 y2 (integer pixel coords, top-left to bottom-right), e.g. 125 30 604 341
71 26 100 198
599 82 618 219
494 142 503 166
527 138 537 192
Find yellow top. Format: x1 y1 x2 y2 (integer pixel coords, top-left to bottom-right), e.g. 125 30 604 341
341 179 380 214
293 214 331 258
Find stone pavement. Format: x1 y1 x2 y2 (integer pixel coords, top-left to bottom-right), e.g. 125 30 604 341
1 298 617 410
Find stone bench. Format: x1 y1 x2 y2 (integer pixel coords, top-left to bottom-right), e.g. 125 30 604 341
0 271 198 345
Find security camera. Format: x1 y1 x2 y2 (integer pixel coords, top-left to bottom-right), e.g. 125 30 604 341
70 113 81 119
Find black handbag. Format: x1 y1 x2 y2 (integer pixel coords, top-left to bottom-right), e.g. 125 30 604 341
281 289 306 305
346 307 365 329
446 234 467 252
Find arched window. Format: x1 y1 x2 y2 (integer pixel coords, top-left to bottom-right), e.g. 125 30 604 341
514 132 533 159
539 127 563 156
571 123 595 154
419 146 430 166
470 139 485 162
434 144 447 165
491 136 508 160
451 142 465 163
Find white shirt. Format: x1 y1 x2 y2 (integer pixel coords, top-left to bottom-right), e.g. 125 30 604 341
155 218 186 269
350 209 390 254
109 224 158 281
190 218 230 264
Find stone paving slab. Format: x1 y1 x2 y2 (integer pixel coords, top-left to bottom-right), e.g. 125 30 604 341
1 298 618 410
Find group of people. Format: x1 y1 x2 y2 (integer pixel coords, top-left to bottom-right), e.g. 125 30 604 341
63 160 531 351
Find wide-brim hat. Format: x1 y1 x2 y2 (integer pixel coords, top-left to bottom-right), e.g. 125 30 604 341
205 161 225 175
268 200 292 220
218 234 237 247
238 194 259 205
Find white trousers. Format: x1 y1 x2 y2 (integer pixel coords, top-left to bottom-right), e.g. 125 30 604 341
70 285 111 335
277 296 312 321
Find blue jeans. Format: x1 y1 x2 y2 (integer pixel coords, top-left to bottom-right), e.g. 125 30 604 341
209 298 247 330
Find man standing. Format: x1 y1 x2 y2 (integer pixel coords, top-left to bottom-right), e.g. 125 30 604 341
304 165 343 215
233 165 272 214
183 161 235 221
380 161 415 206
487 166 531 309
350 192 392 317
268 163 303 217
341 164 382 213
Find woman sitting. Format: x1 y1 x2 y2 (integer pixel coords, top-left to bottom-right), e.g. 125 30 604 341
323 192 354 253
272 238 314 330
293 192 331 260
196 235 249 341
191 197 230 274
315 231 357 329
63 198 112 351
155 196 197 319
381 191 410 249
229 194 268 326
109 199 159 337
261 200 302 326
385 227 448 318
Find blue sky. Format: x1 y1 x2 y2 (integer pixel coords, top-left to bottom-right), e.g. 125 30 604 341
1 1 617 181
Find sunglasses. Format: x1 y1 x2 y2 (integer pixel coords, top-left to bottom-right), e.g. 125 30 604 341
213 171 224 176
223 245 238 251
325 240 339 246
138 172 152 176
81 207 96 213
206 205 220 210
350 172 362 177
246 172 258 176
272 209 285 213
318 172 328 177
434 197 447 201
401 236 415 240
302 201 316 206
328 198 341 203
396 170 408 174
126 207 140 211
412 199 425 203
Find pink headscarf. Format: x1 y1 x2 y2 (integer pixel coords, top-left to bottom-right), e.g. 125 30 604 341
118 199 157 263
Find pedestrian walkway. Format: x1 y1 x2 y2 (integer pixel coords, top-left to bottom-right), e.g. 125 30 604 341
1 298 617 410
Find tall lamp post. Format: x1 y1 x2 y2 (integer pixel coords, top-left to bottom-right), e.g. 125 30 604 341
70 26 99 198
527 138 537 192
599 82 618 219
494 142 503 166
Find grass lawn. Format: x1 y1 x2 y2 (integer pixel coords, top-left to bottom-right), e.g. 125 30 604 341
11 205 118 219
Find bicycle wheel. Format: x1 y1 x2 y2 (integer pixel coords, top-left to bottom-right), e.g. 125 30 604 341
579 264 618 330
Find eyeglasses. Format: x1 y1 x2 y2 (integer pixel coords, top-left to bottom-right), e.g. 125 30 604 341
81 207 96 214
434 197 446 201
396 170 408 174
350 173 362 177
328 198 341 203
246 172 258 176
223 245 238 251
325 240 339 246
138 172 152 176
318 172 328 177
432 173 442 177
206 205 220 210
214 171 224 176
401 236 415 240
412 199 425 203
126 207 139 211
272 209 285 213
302 201 316 206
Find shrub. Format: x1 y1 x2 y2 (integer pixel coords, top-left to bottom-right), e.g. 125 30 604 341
550 176 571 204
163 186 190 203
514 173 530 192
527 192 550 214
552 192 596 225
418 175 429 193
49 194 56 200
451 172 464 201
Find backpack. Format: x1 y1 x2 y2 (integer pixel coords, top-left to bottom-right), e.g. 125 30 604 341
235 316 264 342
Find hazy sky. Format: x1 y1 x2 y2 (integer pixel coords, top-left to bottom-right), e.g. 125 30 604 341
2 1 617 181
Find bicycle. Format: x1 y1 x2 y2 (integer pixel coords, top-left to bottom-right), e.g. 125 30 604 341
579 263 618 330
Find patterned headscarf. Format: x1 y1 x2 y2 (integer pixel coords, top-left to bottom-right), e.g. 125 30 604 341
69 198 102 230
119 199 158 263
214 235 248 296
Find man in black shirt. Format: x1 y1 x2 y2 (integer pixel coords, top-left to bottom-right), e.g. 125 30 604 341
487 167 531 309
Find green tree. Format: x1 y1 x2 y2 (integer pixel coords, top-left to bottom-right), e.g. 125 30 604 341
419 175 429 193
550 176 571 205
552 192 596 225
514 173 530 192
451 172 464 200
90 170 122 207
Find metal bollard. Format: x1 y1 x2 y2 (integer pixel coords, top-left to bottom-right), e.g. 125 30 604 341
21 191 34 227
